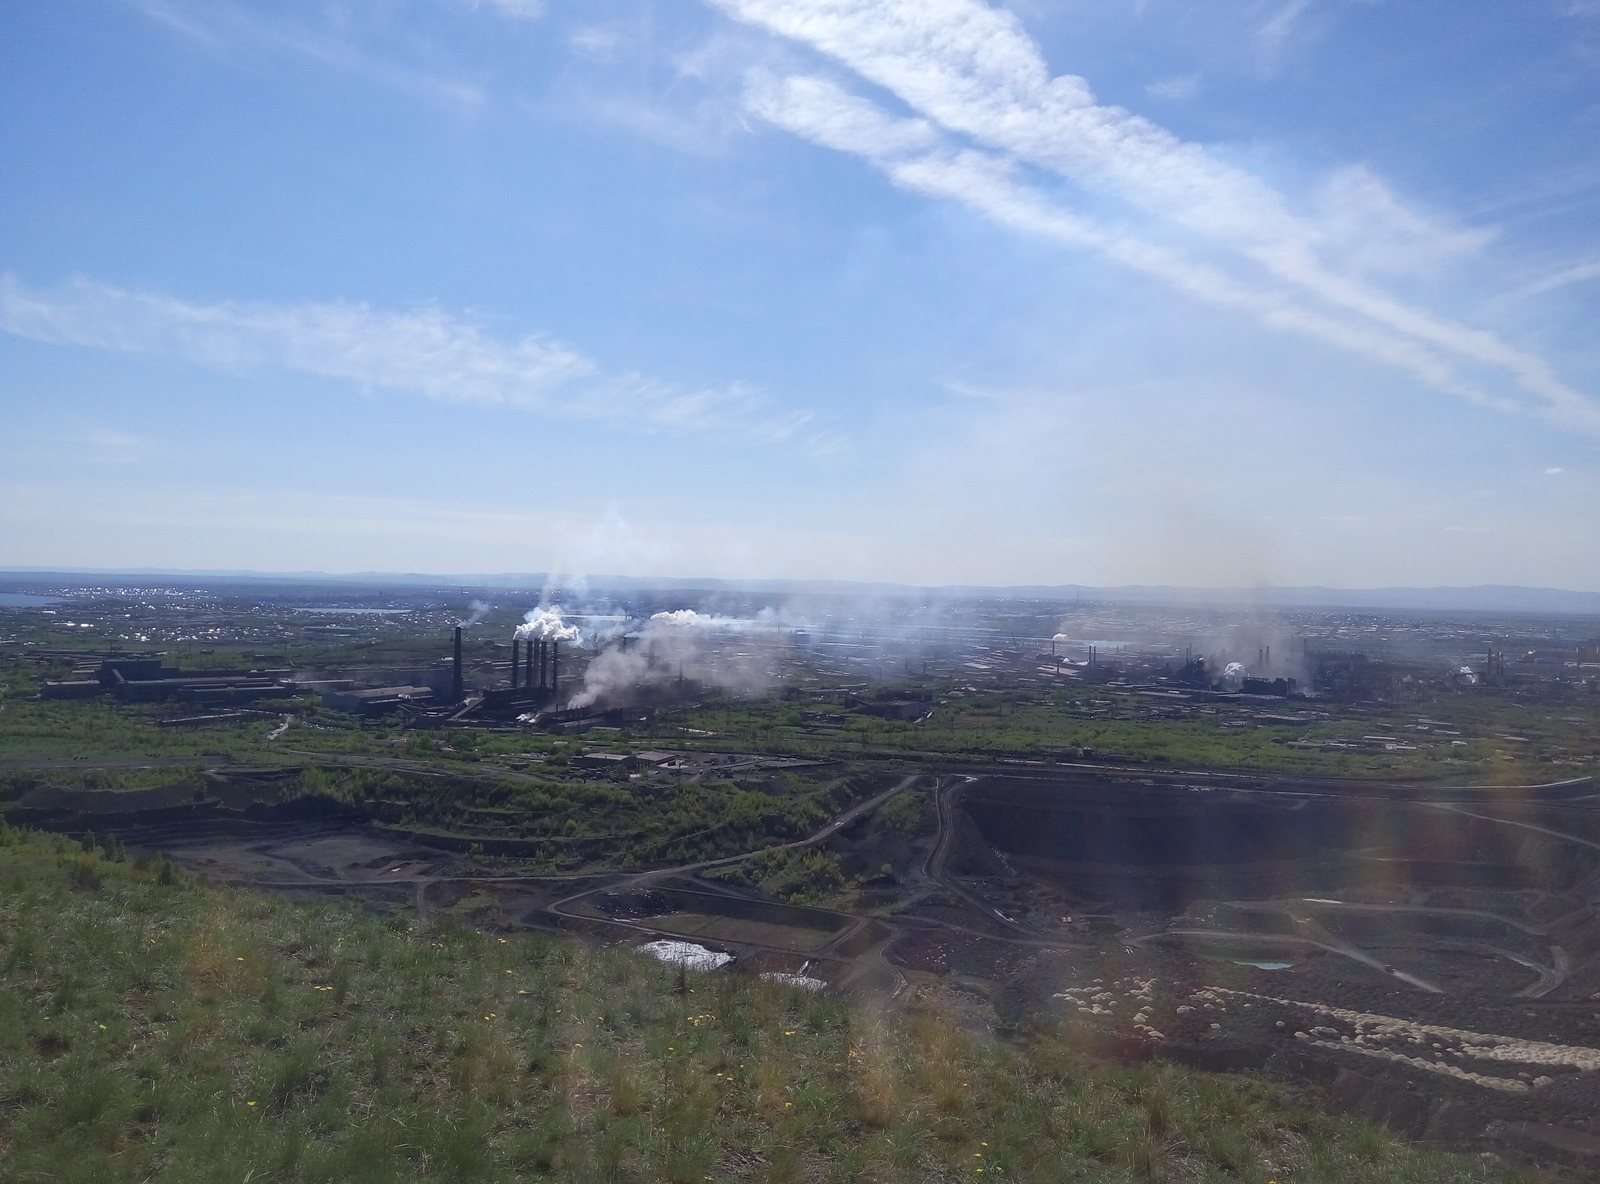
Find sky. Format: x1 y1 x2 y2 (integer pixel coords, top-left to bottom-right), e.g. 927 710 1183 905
1 0 1598 590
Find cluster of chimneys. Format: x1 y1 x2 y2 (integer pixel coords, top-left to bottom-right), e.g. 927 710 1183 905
449 625 562 703
510 635 559 695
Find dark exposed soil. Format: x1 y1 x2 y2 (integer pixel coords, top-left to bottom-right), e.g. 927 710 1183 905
921 766 1600 1176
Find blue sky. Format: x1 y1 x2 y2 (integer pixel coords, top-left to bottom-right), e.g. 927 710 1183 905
2 0 1597 588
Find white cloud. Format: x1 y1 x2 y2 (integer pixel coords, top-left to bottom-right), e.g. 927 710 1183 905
746 73 1517 418
82 428 154 465
1314 165 1495 276
0 275 816 444
567 24 621 58
1546 466 1565 474
1253 0 1315 72
711 0 1600 436
467 0 545 19
1145 74 1200 102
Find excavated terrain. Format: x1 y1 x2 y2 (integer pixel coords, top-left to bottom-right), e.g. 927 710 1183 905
914 766 1600 1172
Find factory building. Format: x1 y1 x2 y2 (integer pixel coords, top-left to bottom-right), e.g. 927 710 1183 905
40 655 308 706
321 686 436 714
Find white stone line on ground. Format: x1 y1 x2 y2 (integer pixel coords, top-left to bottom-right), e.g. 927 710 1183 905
1213 987 1600 1088
1292 1035 1541 1092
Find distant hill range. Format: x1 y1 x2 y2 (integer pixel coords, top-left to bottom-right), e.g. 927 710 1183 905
969 584 1600 615
3 568 1600 616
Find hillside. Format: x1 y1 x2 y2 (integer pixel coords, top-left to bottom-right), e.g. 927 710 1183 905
0 827 1530 1183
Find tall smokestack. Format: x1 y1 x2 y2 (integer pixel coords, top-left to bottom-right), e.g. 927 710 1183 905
453 626 464 701
539 639 548 691
511 639 520 690
526 638 534 689
551 641 559 696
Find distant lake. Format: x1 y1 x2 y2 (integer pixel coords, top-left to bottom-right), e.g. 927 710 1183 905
294 607 416 615
0 594 63 607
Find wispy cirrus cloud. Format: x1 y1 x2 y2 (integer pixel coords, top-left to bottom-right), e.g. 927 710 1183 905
465 0 546 19
710 0 1600 437
0 275 818 445
1514 259 1600 299
1252 0 1317 73
129 0 491 108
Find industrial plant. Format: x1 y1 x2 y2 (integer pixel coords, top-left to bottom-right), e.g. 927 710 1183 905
7 574 1600 1171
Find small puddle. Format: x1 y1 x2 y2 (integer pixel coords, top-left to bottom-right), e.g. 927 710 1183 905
1233 960 1297 970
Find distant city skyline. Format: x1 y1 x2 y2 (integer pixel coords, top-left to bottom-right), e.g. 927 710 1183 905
2 1 1597 589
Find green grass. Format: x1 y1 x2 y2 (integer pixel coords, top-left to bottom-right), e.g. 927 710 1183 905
270 763 885 872
660 686 1598 783
0 831 1532 1183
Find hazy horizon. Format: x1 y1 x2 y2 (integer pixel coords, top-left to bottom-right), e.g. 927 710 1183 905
6 566 1600 617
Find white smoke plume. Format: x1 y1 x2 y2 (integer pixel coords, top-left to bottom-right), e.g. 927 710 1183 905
648 608 781 630
457 599 491 627
566 607 786 710
514 605 581 643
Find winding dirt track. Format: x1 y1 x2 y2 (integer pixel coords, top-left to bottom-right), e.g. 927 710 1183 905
26 753 1595 1007
538 775 923 996
193 771 1084 998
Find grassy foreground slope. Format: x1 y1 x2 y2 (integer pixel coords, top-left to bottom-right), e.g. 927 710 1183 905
0 834 1526 1184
